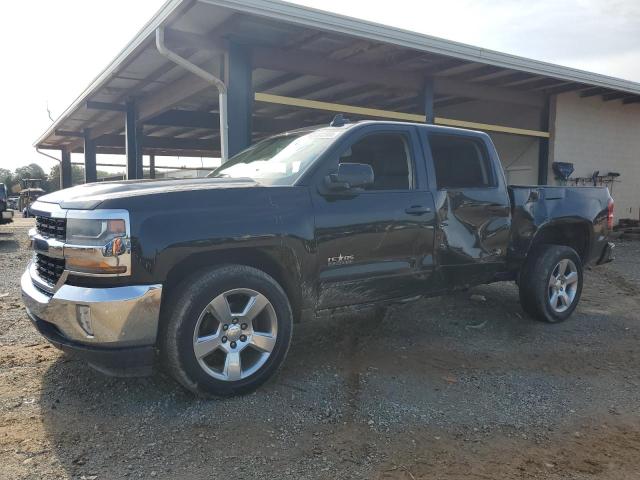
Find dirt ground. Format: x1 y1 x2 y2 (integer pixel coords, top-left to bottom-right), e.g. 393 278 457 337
1 217 640 480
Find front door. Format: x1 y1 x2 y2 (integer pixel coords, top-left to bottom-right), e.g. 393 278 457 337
311 126 437 309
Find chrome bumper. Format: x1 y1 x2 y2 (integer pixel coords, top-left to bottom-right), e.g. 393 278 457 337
21 266 162 347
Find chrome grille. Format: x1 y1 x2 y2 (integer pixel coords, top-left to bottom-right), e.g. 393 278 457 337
35 216 66 241
35 253 65 286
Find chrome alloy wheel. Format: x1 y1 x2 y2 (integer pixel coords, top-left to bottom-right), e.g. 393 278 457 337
548 259 579 313
193 288 278 381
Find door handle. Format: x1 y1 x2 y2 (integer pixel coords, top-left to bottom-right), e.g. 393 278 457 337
405 205 432 215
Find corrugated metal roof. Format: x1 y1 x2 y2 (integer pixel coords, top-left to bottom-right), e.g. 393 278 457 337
35 0 640 152
209 0 640 94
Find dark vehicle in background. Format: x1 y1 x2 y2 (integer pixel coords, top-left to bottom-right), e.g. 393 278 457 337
0 184 13 225
7 196 19 210
21 119 614 397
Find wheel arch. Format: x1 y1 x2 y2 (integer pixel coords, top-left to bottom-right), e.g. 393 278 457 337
527 219 592 262
161 246 305 322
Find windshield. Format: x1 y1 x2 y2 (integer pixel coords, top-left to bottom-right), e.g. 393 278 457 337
208 129 340 185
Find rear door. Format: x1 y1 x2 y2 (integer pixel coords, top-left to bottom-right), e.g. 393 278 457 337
422 131 511 288
311 125 437 309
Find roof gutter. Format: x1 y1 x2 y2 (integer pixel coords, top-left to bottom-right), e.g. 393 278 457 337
155 26 228 162
36 148 61 164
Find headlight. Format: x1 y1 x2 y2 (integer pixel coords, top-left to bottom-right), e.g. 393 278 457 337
66 218 126 245
65 217 130 275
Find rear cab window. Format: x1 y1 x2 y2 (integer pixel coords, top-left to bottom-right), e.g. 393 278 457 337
428 133 495 190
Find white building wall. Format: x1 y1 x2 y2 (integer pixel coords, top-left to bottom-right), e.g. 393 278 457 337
549 92 640 221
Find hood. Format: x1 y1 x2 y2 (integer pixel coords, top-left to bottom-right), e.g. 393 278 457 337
37 177 259 209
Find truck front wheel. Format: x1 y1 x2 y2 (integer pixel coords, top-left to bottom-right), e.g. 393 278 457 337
161 265 293 397
518 245 583 323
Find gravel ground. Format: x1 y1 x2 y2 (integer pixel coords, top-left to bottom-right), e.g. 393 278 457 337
1 217 640 479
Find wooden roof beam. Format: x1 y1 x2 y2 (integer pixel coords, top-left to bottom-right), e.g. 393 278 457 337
622 96 640 105
580 87 608 97
602 91 635 102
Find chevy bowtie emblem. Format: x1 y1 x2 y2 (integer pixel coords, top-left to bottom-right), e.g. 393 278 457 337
328 254 355 266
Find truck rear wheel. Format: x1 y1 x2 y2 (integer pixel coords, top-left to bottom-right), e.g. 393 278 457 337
161 265 293 397
518 245 583 323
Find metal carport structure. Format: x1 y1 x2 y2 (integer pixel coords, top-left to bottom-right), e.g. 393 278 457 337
35 0 640 188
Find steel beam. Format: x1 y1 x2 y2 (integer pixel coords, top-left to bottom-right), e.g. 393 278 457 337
96 134 219 151
226 42 253 157
602 91 633 102
60 149 72 189
580 87 608 98
538 98 551 185
483 72 532 87
623 96 640 105
435 97 474 109
125 100 143 179
86 101 127 111
144 110 311 133
423 77 434 123
433 78 544 107
83 129 97 183
257 72 300 91
95 147 220 157
55 130 83 138
543 83 588 95
251 45 423 92
449 65 503 82
162 27 225 53
145 110 219 129
149 155 156 179
424 58 469 76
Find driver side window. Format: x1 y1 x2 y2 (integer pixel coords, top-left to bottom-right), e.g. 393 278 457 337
339 133 412 191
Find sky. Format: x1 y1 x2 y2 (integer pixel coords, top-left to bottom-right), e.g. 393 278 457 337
1 0 639 173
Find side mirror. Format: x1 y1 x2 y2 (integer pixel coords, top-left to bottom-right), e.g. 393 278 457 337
324 163 374 192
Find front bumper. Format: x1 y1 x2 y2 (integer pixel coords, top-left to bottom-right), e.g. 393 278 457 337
29 314 156 376
21 267 162 375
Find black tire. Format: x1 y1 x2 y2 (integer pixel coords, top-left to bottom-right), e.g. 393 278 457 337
518 245 583 323
161 264 293 397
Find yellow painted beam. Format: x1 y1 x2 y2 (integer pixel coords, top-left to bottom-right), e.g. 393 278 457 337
254 92 425 122
254 92 550 139
434 117 550 138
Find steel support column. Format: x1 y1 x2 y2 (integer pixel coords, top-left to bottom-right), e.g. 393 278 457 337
538 97 551 185
60 149 72 189
225 42 253 157
83 129 97 183
125 100 143 179
423 77 435 123
149 155 156 179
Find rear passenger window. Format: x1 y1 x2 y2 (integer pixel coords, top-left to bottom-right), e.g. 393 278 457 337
428 134 495 189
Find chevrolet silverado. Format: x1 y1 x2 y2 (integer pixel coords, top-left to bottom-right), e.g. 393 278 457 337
22 119 614 396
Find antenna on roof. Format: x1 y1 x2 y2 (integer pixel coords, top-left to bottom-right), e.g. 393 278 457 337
330 114 350 127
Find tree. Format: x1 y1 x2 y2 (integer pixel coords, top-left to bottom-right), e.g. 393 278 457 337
14 163 47 185
0 168 12 189
47 164 86 192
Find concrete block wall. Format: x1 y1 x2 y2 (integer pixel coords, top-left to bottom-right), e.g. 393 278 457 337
549 92 640 221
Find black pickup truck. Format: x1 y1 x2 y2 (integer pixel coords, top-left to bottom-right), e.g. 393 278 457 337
22 119 614 396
